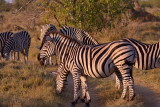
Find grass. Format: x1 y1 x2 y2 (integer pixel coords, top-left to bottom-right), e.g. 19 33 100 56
134 68 160 89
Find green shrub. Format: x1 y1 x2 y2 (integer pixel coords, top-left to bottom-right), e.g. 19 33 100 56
38 0 133 31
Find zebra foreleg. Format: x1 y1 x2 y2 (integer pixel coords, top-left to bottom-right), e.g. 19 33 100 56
56 63 69 94
71 71 81 107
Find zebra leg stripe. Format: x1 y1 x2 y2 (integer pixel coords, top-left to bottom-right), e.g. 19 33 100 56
115 71 123 90
80 76 91 103
71 71 81 106
56 63 69 94
116 60 135 100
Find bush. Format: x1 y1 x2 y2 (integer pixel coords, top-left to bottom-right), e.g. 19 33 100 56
39 0 133 31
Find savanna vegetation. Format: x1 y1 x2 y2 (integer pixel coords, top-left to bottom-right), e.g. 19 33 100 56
0 0 160 107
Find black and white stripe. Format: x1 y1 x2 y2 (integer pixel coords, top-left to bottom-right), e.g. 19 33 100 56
40 24 58 65
38 32 137 106
2 31 31 63
0 32 13 58
115 38 160 89
60 26 98 45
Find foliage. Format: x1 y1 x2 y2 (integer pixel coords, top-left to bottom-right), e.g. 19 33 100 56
38 0 133 31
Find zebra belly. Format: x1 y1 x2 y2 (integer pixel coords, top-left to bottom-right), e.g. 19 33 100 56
83 61 116 78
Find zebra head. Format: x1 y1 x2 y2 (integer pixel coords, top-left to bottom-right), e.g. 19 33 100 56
38 40 56 65
40 24 57 42
2 50 10 61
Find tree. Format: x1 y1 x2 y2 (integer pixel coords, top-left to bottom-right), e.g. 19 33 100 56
41 0 133 31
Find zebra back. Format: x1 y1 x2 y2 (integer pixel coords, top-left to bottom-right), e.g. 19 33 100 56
60 26 98 45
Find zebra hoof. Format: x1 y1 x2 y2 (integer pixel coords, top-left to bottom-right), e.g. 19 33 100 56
85 103 90 107
121 95 126 100
80 98 85 103
129 94 136 101
71 101 76 107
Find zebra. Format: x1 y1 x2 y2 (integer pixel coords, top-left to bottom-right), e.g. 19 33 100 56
38 31 137 107
41 25 98 102
2 31 31 64
39 24 58 65
115 38 160 89
0 32 13 59
60 26 98 45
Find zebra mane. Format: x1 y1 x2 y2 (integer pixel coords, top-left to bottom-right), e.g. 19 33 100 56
46 31 82 45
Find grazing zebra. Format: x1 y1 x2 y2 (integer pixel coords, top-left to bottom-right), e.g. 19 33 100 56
115 38 160 89
0 32 13 59
41 25 98 102
39 24 58 65
38 31 137 107
60 26 98 45
2 31 31 64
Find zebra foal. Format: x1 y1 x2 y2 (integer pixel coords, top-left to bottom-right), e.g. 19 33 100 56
115 38 160 89
2 31 31 63
38 31 137 107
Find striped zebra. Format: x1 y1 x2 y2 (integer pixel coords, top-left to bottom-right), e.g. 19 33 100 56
60 26 98 45
38 31 137 107
115 38 160 89
0 32 13 59
41 25 98 102
2 31 31 64
39 24 58 65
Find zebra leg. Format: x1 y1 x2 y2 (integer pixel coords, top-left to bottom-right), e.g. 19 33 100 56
56 63 69 94
117 63 135 100
54 55 58 66
17 52 20 61
48 57 52 65
80 76 91 107
24 48 29 64
115 71 123 90
71 71 81 107
128 69 135 101
80 76 91 104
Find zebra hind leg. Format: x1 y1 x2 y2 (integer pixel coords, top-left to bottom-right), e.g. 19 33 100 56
115 71 123 90
80 76 91 106
117 61 135 101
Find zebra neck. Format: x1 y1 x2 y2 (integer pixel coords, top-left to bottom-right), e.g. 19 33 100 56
54 37 81 62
